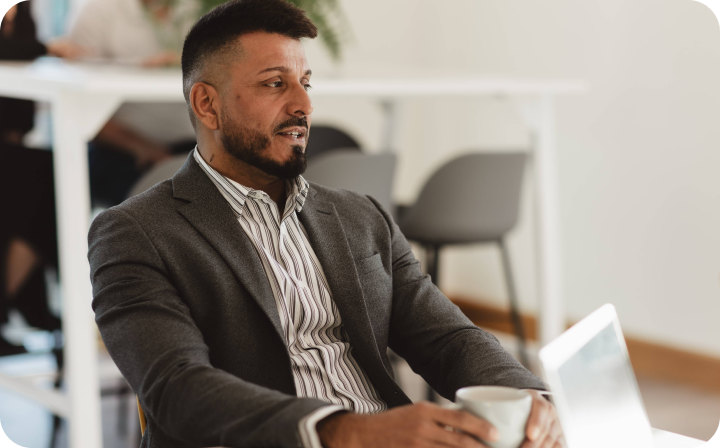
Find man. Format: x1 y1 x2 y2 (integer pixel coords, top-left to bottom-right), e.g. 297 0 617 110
88 1 564 447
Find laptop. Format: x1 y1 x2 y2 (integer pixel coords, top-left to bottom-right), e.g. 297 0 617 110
539 304 717 448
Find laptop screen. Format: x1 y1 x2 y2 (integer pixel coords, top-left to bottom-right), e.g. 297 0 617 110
554 322 653 448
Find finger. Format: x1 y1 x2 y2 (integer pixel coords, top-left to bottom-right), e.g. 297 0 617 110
536 408 555 447
426 422 490 448
538 429 558 448
525 393 550 442
545 420 564 448
556 435 567 448
536 418 563 448
525 397 542 441
431 406 498 443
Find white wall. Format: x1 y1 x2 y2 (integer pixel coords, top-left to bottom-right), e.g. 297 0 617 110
303 0 720 356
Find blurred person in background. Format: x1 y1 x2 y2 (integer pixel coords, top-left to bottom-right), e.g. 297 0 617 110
0 2 83 354
0 0 196 354
65 0 198 207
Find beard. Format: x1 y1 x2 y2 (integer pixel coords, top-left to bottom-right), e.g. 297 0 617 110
219 113 308 180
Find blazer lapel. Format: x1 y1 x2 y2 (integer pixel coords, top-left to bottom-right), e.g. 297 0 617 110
171 155 285 343
299 188 408 403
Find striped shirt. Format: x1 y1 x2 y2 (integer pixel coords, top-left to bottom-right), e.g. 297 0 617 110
193 149 386 444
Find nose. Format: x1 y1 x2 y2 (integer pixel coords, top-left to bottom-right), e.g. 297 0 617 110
287 82 313 118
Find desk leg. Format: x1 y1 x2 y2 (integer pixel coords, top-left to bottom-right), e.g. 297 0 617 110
534 95 565 346
379 99 398 152
52 94 103 448
520 95 565 347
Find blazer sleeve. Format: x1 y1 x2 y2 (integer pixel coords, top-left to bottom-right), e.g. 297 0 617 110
88 207 329 447
365 198 547 399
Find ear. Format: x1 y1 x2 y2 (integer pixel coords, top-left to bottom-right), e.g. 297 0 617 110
190 82 221 131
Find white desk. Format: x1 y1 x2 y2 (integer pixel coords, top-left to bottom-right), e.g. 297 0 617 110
0 59 584 447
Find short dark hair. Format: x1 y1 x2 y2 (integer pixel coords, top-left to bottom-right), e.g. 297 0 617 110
181 0 318 127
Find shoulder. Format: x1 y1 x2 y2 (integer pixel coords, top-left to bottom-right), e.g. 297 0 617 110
92 179 175 232
77 0 132 16
70 0 114 23
68 0 130 37
308 182 383 212
306 182 393 231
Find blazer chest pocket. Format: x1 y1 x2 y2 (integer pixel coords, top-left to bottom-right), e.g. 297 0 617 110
355 253 384 276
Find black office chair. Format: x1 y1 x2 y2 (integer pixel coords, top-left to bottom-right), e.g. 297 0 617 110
304 125 361 160
303 150 397 216
398 152 530 379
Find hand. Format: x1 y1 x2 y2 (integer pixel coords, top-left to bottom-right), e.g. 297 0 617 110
521 391 565 448
46 39 89 60
317 401 498 448
141 51 180 67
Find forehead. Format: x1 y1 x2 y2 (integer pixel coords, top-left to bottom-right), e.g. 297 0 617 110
232 31 309 76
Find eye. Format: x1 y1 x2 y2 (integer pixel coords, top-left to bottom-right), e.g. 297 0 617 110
266 81 283 88
303 84 312 91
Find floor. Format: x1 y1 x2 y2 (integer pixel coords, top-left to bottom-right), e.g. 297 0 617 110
639 377 720 441
1 344 719 447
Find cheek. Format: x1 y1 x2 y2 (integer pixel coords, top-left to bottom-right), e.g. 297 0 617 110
229 96 273 130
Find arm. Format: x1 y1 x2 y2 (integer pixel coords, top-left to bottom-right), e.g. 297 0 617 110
317 197 561 448
0 34 87 61
89 207 330 447
369 197 546 397
94 119 170 169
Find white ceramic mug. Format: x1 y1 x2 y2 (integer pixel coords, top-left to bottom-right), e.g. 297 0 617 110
447 386 532 448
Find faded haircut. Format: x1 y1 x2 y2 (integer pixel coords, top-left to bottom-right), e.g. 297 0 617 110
181 0 318 129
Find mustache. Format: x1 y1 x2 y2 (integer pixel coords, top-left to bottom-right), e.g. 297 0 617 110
273 116 308 134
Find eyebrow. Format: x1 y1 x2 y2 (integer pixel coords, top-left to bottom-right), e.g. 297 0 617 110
257 66 312 76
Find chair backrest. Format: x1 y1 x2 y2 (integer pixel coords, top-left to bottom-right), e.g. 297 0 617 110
137 396 147 436
399 152 527 245
304 125 361 160
303 150 397 214
127 154 188 199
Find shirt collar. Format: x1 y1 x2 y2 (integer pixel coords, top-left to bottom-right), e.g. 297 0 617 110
193 147 309 217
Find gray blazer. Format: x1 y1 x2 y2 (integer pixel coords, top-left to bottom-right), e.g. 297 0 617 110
88 154 545 448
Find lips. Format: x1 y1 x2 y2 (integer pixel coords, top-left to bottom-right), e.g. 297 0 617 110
276 127 307 146
276 127 307 139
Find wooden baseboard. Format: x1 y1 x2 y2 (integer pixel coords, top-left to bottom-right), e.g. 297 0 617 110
449 296 720 393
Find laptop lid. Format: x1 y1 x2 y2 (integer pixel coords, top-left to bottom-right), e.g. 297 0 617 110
539 304 654 448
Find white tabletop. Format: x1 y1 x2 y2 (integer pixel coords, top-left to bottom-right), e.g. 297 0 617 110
0 59 183 101
0 58 584 101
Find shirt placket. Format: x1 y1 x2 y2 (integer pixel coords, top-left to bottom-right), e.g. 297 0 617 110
251 194 313 357
274 197 349 406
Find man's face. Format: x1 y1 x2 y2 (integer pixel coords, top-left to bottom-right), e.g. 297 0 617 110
218 32 313 179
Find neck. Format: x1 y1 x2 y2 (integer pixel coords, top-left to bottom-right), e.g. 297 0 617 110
198 142 287 206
